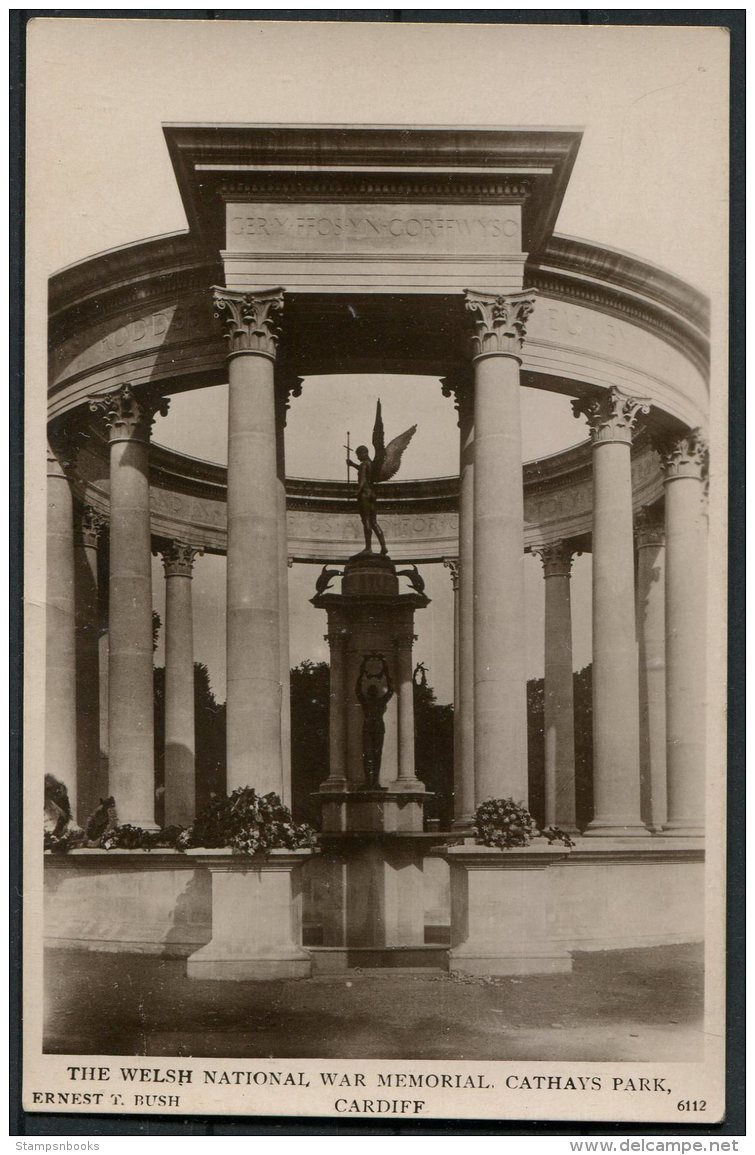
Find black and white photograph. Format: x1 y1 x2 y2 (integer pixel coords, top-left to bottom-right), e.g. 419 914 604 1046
22 15 732 1127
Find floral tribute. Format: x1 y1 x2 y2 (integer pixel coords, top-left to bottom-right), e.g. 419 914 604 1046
44 778 316 857
473 798 575 849
176 787 316 856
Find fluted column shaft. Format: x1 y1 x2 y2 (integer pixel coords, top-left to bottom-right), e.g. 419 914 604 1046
574 387 649 836
534 542 577 831
458 407 476 816
443 555 469 826
73 505 106 823
635 509 667 831
466 291 535 806
323 629 349 789
214 288 285 796
394 632 421 787
46 443 77 813
658 432 708 835
161 543 201 827
276 383 299 808
90 385 169 828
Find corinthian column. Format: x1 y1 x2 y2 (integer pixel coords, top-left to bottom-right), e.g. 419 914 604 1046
73 504 107 823
656 430 708 836
393 630 422 789
159 542 202 827
322 628 349 790
46 441 77 813
635 507 667 831
465 290 536 806
573 387 650 836
276 378 301 808
89 384 169 828
532 541 578 832
213 287 285 796
442 371 476 828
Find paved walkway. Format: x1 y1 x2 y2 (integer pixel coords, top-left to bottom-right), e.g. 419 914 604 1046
45 943 703 1062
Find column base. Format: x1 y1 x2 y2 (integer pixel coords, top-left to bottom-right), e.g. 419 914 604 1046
451 816 475 832
318 777 349 793
660 823 705 837
583 819 651 837
389 777 425 793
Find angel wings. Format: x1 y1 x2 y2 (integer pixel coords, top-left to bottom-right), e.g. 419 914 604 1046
371 399 417 483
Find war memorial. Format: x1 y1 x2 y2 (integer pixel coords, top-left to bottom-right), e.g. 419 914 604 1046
45 125 708 985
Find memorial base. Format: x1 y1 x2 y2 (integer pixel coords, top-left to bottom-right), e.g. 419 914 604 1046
319 833 431 950
185 849 313 981
320 788 427 833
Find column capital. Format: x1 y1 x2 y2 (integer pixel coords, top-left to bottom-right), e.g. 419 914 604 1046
464 289 537 360
440 373 473 425
324 630 350 648
443 555 460 591
73 504 107 550
572 386 649 446
276 375 304 426
157 541 203 578
654 428 709 481
531 540 577 577
89 383 170 444
635 506 665 549
47 423 89 475
212 286 284 358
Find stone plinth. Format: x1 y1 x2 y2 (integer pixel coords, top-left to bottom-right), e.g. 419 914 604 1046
185 849 313 981
320 788 427 834
44 850 212 957
440 841 573 976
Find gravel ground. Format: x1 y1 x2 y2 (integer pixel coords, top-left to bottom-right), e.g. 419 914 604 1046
45 943 703 1062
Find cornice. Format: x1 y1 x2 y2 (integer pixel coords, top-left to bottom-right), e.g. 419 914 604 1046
217 174 533 204
527 267 709 379
538 234 709 335
163 124 583 255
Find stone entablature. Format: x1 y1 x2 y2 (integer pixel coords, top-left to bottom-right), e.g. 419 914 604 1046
68 436 663 561
48 126 708 433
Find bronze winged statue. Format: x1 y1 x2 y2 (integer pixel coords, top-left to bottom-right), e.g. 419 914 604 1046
346 399 417 556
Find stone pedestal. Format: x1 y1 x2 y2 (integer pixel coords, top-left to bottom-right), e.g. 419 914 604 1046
441 842 573 975
185 849 313 981
320 788 427 834
319 835 427 953
313 553 429 797
312 553 431 959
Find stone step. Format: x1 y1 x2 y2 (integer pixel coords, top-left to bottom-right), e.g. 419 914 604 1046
309 945 449 975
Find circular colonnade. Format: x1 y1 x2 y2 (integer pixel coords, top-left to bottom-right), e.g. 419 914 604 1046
46 125 710 844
